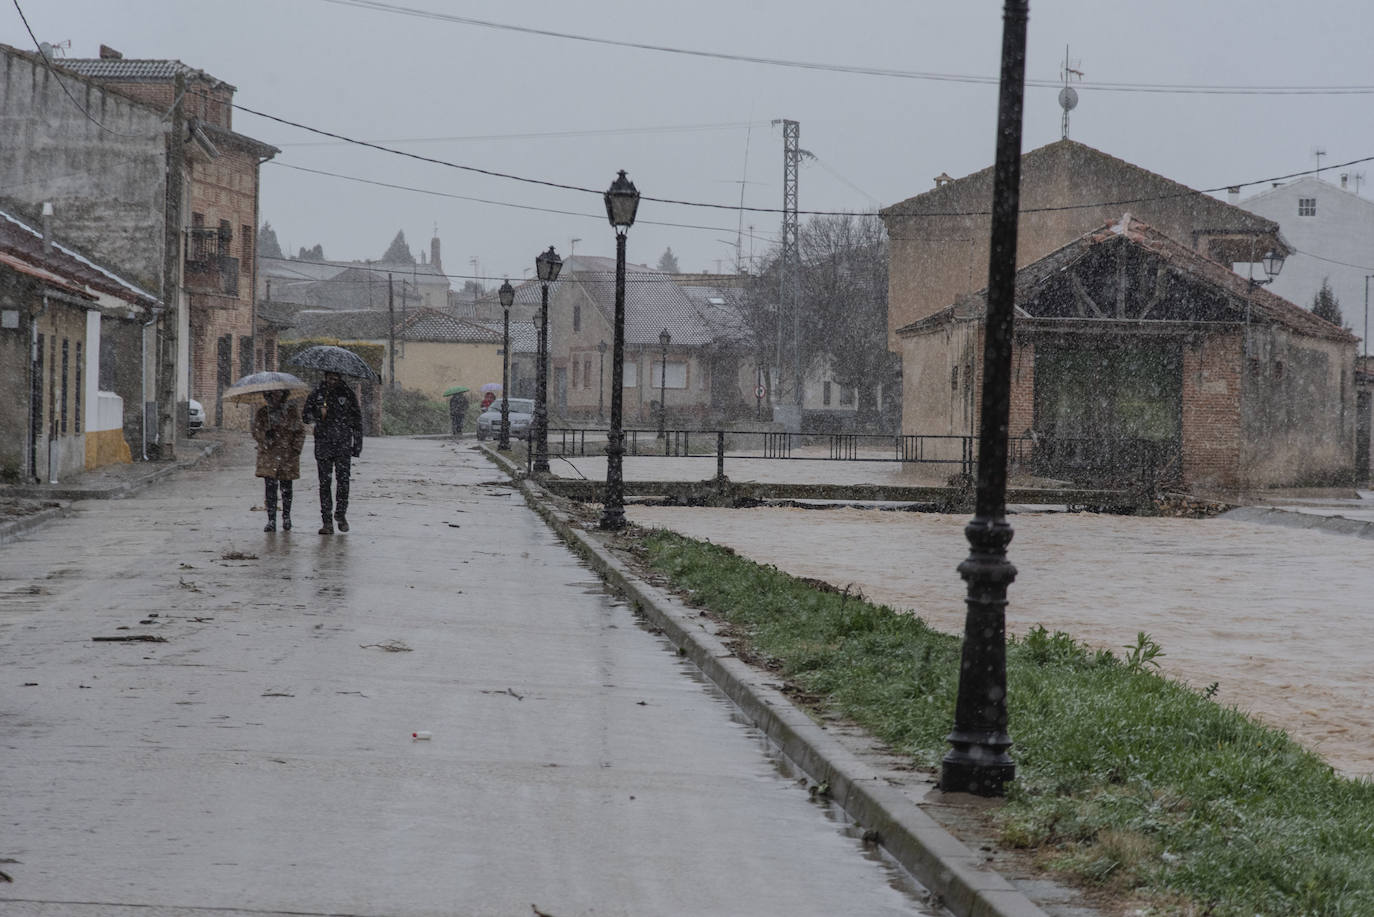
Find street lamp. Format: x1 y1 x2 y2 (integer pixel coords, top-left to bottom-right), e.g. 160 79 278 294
498 278 515 451
599 169 640 531
597 339 608 423
533 245 562 474
657 328 671 439
941 0 1028 798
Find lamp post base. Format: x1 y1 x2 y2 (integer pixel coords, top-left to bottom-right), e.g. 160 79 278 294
940 744 1015 796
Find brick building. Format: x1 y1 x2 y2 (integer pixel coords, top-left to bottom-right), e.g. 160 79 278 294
58 46 279 432
897 216 1358 491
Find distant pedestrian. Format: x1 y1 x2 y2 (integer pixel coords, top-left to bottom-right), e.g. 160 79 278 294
480 390 496 412
449 391 470 436
302 372 363 534
252 390 306 532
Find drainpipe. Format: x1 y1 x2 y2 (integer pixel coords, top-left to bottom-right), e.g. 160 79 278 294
142 308 161 460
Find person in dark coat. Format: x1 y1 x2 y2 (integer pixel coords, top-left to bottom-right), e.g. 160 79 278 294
449 391 469 436
252 390 307 532
302 372 363 534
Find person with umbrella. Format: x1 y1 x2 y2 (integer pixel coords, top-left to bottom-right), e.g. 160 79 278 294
224 371 311 533
302 371 363 534
252 389 307 532
447 386 470 436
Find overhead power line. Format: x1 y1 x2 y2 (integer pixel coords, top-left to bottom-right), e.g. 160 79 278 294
315 0 1374 97
234 95 1374 220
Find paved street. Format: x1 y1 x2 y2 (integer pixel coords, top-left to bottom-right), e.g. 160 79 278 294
0 437 944 917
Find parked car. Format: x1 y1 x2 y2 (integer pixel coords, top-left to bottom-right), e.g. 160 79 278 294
476 397 534 441
187 398 206 436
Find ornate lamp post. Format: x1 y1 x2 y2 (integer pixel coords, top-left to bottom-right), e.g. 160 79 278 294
597 339 608 423
497 279 515 451
657 328 671 439
533 245 562 473
940 0 1028 798
599 170 640 531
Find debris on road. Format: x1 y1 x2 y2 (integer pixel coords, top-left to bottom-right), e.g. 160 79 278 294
359 640 412 652
92 635 167 643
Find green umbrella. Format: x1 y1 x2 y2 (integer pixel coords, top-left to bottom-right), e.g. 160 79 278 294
443 385 470 397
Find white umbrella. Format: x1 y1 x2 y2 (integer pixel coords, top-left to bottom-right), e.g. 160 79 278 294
223 371 310 404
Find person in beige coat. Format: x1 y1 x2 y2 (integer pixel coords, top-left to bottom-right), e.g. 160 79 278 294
252 390 307 532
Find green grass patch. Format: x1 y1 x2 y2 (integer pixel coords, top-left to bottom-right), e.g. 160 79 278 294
636 528 1374 916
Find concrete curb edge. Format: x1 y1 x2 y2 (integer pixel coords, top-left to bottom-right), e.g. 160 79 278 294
480 448 1048 917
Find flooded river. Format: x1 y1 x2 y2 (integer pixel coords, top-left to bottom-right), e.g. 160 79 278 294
625 504 1374 779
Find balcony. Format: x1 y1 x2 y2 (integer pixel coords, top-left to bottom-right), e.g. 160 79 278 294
184 228 239 298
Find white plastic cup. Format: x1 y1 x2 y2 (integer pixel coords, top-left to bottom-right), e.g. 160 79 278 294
412 731 432 741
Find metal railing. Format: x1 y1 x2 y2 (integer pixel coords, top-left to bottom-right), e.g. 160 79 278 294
539 427 1181 489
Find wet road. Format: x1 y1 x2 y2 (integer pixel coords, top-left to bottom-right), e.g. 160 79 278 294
0 437 945 917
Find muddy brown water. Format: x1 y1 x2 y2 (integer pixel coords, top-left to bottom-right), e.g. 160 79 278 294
626 505 1374 779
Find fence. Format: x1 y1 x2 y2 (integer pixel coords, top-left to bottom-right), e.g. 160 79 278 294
538 427 1180 490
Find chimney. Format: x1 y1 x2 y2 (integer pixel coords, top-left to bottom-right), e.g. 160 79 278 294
933 171 954 188
1227 186 1240 204
41 202 54 254
430 235 442 273
1341 173 1349 189
99 44 123 59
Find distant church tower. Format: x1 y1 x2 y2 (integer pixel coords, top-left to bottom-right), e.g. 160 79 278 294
430 232 442 273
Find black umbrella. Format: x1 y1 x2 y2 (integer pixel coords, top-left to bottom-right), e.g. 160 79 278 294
287 345 379 381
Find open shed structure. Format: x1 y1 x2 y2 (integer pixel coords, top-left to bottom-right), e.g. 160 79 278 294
897 216 1358 491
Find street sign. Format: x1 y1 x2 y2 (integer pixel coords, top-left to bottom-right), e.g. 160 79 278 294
755 384 766 399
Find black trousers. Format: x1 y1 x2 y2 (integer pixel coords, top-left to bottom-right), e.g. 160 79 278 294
264 478 293 518
316 454 352 521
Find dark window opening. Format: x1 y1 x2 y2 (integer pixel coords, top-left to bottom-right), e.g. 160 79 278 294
75 341 83 434
60 338 69 434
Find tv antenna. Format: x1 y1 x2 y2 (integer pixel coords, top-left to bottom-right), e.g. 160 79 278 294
1059 45 1083 140
1314 147 1327 177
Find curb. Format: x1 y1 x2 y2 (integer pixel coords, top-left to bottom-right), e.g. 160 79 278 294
481 446 1049 917
1221 505 1374 539
0 504 72 547
0 440 223 543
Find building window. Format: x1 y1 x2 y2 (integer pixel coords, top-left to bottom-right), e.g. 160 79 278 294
839 384 854 406
61 338 69 434
240 335 253 377
75 341 83 434
1298 198 1316 216
571 359 579 389
622 360 638 388
951 365 959 390
822 380 832 406
583 359 592 388
573 303 581 332
241 224 253 270
1273 360 1285 380
652 360 688 389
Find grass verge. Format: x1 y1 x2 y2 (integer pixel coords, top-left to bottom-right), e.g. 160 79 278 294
634 528 1374 917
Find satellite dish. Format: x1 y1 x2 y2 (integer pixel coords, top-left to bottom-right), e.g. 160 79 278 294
1058 87 1079 112
38 42 54 60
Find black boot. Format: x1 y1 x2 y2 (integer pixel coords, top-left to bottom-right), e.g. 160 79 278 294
282 512 292 531
264 514 277 533
335 512 350 533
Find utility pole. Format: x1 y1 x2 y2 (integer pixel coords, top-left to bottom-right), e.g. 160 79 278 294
773 118 801 412
388 275 396 389
157 71 185 457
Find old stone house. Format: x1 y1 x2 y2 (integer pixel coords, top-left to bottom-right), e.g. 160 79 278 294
898 216 1358 490
880 138 1288 363
541 256 755 426
1 208 160 482
55 46 279 432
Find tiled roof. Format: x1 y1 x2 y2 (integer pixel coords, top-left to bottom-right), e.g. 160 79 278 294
56 57 233 89
881 139 1280 237
899 214 1356 343
561 255 743 348
284 309 392 341
471 320 538 354
400 308 501 343
0 208 159 309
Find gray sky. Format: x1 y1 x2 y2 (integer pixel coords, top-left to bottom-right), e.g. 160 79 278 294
11 1 1374 286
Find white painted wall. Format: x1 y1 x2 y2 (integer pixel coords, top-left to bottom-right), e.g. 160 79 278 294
1238 176 1374 354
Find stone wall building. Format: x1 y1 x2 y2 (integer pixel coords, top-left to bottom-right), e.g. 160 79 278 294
897 216 1358 491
